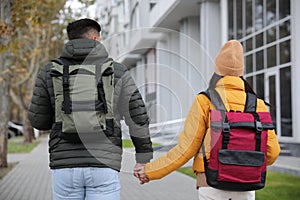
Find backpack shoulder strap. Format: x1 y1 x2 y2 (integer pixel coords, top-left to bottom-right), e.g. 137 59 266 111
244 93 257 112
199 89 227 111
51 57 72 114
95 58 114 114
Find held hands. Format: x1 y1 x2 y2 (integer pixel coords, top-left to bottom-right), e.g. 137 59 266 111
133 163 150 184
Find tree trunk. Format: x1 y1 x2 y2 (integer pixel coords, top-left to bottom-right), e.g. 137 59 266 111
22 74 36 144
0 0 13 168
0 75 10 167
22 110 34 144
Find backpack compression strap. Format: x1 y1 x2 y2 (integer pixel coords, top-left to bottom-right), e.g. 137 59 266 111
95 58 113 114
52 58 72 114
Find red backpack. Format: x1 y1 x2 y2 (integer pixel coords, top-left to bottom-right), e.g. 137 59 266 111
200 77 274 191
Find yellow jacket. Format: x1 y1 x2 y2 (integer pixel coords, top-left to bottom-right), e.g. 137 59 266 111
145 76 281 180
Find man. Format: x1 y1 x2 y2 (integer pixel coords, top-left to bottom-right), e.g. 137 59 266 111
28 18 153 200
136 40 280 200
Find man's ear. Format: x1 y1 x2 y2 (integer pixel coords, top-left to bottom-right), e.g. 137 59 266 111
91 35 101 42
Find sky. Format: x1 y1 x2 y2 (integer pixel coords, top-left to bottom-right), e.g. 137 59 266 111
65 0 97 18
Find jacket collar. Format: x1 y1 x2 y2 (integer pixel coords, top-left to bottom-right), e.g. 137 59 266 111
61 39 109 61
215 76 245 92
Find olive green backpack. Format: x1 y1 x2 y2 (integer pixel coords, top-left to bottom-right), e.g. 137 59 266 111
50 58 114 142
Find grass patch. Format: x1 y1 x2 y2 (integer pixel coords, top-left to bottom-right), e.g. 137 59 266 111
122 139 160 148
177 167 196 178
8 139 40 154
0 162 18 180
256 171 300 200
177 167 300 200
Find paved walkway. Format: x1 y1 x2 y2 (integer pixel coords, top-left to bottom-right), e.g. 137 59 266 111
1 137 300 200
0 137 197 200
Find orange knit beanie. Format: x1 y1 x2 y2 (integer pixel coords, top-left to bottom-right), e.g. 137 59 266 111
214 40 244 76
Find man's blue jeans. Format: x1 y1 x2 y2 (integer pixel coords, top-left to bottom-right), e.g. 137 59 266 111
52 168 120 200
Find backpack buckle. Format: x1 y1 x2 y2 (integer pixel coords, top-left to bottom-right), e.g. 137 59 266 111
255 121 263 133
222 122 230 133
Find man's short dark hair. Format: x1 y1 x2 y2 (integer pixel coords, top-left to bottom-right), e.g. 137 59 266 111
67 18 101 40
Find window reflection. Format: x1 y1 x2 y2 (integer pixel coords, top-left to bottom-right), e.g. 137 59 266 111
256 73 264 100
280 21 290 39
255 0 264 31
256 50 263 71
267 45 276 68
280 67 292 137
246 38 253 52
255 33 263 48
246 0 253 34
267 27 276 44
228 0 234 39
246 55 253 73
269 75 277 131
236 0 243 39
246 76 253 88
266 0 276 26
279 0 290 19
280 40 291 64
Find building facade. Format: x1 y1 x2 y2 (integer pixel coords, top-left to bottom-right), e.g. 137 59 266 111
96 0 300 155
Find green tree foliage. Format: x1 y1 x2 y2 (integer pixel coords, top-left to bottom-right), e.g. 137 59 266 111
9 0 67 144
0 0 97 167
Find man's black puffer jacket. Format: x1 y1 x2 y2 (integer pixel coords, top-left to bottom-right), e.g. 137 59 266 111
28 39 153 171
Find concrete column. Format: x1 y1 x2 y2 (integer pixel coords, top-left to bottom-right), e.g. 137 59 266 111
291 0 300 142
199 0 222 85
135 57 146 98
179 16 205 118
156 39 168 122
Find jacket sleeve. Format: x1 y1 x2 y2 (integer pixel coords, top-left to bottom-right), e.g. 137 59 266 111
256 100 281 165
28 63 54 130
145 96 208 180
266 129 280 165
118 67 153 163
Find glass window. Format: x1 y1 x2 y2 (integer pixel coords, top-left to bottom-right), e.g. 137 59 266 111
245 0 253 35
246 76 253 88
255 33 263 48
246 54 253 73
269 75 277 131
256 50 264 71
279 20 290 39
266 0 276 26
267 27 276 44
267 45 276 68
254 0 264 31
246 37 253 52
280 40 291 64
228 0 234 40
280 67 292 136
279 0 290 19
256 73 264 99
228 0 292 138
236 0 243 39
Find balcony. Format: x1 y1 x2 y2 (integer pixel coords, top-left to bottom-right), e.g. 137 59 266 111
150 0 200 30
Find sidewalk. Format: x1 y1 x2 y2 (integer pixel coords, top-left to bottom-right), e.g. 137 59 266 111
0 137 197 200
1 137 300 200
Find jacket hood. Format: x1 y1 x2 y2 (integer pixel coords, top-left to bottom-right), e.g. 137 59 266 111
214 40 244 76
61 38 109 61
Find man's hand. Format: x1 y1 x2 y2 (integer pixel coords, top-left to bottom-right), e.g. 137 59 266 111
133 163 150 184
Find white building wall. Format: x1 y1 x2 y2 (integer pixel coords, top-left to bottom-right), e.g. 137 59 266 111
291 0 300 142
97 0 300 148
134 59 146 98
180 16 202 100
199 0 222 83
